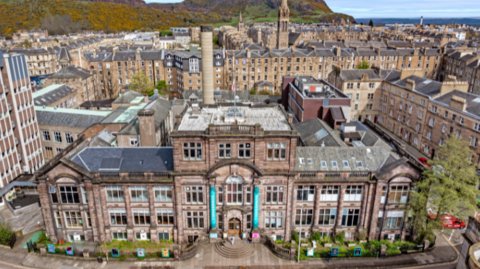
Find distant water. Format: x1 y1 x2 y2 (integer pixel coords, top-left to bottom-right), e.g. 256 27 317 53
355 18 480 26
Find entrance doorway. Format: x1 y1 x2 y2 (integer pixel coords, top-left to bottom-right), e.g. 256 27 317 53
228 218 241 236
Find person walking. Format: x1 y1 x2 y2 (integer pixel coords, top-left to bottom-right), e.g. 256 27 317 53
328 251 331 262
231 236 234 245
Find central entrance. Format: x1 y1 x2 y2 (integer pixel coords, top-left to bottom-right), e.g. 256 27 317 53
228 218 241 236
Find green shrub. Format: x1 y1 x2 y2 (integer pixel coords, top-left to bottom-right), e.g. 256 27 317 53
275 239 285 244
0 222 14 246
379 240 396 249
335 231 345 243
37 232 51 245
310 232 322 242
291 230 299 244
386 248 401 256
118 256 127 261
365 239 380 251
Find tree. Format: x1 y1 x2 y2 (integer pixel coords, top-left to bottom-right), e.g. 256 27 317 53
332 65 341 88
357 61 370 69
368 19 374 27
155 80 168 96
409 136 480 241
360 22 364 25
130 71 155 96
250 88 256 95
159 30 173 37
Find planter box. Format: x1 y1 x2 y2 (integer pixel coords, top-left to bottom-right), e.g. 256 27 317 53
359 240 367 244
300 243 309 247
324 243 332 247
348 243 356 247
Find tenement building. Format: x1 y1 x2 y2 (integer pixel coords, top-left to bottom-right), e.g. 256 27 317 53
37 102 422 245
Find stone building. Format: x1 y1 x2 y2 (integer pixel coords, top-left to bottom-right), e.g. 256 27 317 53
42 65 99 103
33 84 78 109
0 51 44 182
442 48 480 95
36 101 422 245
277 0 290 49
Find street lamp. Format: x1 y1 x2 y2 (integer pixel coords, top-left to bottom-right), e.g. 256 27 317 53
297 205 304 263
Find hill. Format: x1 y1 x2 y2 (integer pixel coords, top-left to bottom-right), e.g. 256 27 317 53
74 0 147 8
149 0 333 17
0 0 223 37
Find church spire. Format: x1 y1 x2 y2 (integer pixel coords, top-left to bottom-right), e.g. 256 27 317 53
239 12 243 23
281 0 288 8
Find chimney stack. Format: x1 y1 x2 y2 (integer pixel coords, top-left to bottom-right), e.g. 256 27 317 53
201 25 214 105
138 109 156 147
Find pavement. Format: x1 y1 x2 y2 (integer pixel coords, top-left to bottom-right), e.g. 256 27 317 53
0 231 460 269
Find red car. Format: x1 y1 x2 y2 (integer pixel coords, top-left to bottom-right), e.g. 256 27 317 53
418 157 431 167
428 213 466 229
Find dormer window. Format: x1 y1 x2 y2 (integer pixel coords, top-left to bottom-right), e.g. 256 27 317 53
320 161 327 169
356 161 363 168
307 158 313 164
299 158 305 164
331 161 338 169
342 161 350 168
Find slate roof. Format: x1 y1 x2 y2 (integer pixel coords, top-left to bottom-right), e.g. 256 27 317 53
394 75 443 96
380 70 401 83
295 147 395 171
294 118 346 147
433 90 480 118
113 90 142 104
118 98 172 135
70 147 174 172
339 69 382 81
36 110 106 128
48 65 92 80
33 84 75 106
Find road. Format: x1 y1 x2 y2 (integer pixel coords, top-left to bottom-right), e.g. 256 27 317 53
0 260 33 269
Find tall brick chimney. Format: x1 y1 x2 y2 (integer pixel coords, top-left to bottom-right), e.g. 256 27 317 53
449 96 467 112
201 25 214 105
138 109 156 147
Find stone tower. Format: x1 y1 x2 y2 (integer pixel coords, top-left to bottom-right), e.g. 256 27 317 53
238 12 244 33
277 0 290 49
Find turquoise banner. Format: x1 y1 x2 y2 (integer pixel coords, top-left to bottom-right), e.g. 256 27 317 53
210 186 216 229
253 187 260 228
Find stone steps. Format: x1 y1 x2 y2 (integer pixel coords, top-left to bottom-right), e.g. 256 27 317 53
214 240 255 259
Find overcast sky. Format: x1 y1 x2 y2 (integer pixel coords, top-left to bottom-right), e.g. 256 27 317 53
145 0 480 18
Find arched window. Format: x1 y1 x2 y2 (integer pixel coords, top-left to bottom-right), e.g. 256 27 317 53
226 176 243 205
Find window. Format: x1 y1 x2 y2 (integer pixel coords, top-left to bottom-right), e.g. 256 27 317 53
185 186 203 204
245 187 252 204
64 211 83 228
183 142 202 160
81 187 88 204
444 111 448 118
428 117 435 127
238 143 251 158
54 131 62 142
106 186 125 202
380 186 387 203
320 186 339 201
133 209 151 225
158 232 169 241
246 214 252 229
186 212 204 229
471 136 478 147
452 114 457 121
265 212 283 228
130 138 138 146
367 93 374 100
50 187 58 203
266 186 284 204
56 148 63 154
157 209 174 226
388 186 409 203
218 214 224 230
341 209 360 227
42 131 50 141
218 187 223 204
110 209 127 225
226 177 243 204
65 133 74 144
154 186 172 202
86 212 92 228
344 186 363 201
135 232 150 241
45 147 54 158
112 232 127 240
318 209 336 225
297 185 315 201
385 217 404 229
54 211 62 228
295 209 313 225
130 186 148 202
218 143 231 158
267 142 286 160
59 186 80 204
442 124 446 133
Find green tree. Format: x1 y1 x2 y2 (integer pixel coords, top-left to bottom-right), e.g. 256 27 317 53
332 65 341 88
368 19 374 27
130 71 155 96
357 61 370 69
155 80 168 96
409 136 480 241
159 30 173 37
250 88 256 95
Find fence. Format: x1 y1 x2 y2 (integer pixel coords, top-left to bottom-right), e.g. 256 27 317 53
264 236 294 260
178 236 209 261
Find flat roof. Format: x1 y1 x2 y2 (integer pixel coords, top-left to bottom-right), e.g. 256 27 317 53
178 105 291 131
34 106 112 117
32 84 65 99
130 96 144 104
101 103 148 124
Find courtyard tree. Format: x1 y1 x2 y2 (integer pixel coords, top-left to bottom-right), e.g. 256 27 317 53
409 136 480 241
357 61 370 69
130 71 155 96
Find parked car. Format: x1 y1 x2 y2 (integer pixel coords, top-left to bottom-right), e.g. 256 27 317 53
428 211 466 229
418 157 431 167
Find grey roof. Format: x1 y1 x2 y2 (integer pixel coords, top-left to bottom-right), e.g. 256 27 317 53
433 90 480 117
48 65 92 80
101 106 130 123
394 75 442 96
380 69 401 83
118 98 172 135
70 147 174 172
36 110 106 128
34 85 75 106
294 118 346 147
339 69 382 81
113 90 142 104
295 146 395 171
254 80 274 87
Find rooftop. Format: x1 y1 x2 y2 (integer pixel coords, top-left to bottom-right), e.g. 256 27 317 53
34 106 112 117
33 84 75 106
178 105 291 132
101 103 148 124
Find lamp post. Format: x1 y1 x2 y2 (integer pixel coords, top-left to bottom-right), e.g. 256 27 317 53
297 205 304 263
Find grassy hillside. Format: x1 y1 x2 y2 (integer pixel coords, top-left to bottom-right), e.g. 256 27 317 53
0 0 223 37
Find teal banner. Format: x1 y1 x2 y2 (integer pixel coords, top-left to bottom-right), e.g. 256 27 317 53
210 187 216 229
253 187 260 228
